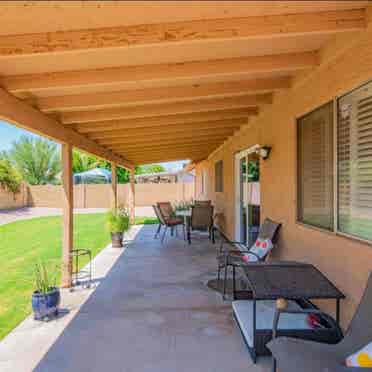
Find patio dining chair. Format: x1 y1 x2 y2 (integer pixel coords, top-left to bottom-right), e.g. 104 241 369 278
153 203 185 243
217 218 281 299
189 204 214 244
194 200 212 207
268 272 372 372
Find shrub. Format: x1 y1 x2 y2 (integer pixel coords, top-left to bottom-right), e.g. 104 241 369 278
106 206 130 233
0 159 21 194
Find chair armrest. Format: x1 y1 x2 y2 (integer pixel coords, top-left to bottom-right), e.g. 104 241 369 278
272 308 343 340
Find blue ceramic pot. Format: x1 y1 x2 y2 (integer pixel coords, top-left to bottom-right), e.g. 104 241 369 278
32 287 60 320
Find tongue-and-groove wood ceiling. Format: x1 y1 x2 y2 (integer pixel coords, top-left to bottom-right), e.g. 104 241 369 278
0 1 369 165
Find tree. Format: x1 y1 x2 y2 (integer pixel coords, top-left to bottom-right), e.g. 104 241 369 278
98 161 166 183
0 159 21 194
72 150 99 173
5 136 61 185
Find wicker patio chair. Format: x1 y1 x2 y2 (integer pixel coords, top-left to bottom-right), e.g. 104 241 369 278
217 218 281 299
155 202 185 243
189 204 214 244
268 272 372 372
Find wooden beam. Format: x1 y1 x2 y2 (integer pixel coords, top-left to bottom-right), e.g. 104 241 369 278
73 109 250 133
119 141 222 153
36 83 275 112
2 51 318 94
0 88 134 169
60 96 260 124
0 10 365 56
61 143 73 288
87 119 244 140
111 162 117 209
129 169 135 224
112 138 224 152
98 130 232 146
87 121 241 140
127 153 213 165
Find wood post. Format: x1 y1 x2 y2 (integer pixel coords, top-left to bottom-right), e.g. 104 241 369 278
129 168 135 224
111 162 117 209
61 143 73 288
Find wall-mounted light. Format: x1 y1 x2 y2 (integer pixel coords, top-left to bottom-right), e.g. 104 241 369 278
257 146 271 160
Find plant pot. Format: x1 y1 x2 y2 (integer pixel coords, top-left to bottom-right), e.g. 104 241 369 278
32 287 60 320
111 232 123 248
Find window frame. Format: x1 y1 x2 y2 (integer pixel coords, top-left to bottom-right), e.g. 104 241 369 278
296 79 372 246
296 100 335 231
215 160 223 193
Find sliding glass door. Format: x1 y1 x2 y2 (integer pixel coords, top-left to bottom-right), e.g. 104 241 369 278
235 147 260 245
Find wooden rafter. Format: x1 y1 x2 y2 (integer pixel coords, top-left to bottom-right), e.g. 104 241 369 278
86 119 244 140
72 109 250 133
0 88 133 169
0 10 365 56
36 82 276 112
60 96 259 124
98 130 233 146
2 51 317 94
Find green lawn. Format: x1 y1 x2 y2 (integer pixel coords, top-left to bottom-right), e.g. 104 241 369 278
0 213 158 340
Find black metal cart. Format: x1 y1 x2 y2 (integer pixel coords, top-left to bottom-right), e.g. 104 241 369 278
232 261 345 363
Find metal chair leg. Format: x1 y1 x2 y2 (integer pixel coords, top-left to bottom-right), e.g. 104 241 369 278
182 224 186 241
161 226 168 243
232 265 236 300
223 262 228 299
154 224 161 238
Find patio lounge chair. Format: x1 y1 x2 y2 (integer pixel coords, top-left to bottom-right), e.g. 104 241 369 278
268 272 372 372
189 204 214 244
153 203 185 243
217 218 281 299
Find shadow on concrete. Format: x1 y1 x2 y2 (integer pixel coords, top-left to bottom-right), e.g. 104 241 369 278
34 225 269 372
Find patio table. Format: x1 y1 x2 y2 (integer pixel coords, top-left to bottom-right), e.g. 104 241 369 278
175 209 191 244
236 261 345 362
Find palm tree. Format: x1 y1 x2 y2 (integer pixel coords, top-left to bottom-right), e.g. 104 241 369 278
72 150 99 173
6 136 61 185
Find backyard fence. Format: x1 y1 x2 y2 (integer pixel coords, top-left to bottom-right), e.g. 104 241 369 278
0 182 195 210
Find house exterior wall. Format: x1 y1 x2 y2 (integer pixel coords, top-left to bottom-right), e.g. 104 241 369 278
195 22 372 329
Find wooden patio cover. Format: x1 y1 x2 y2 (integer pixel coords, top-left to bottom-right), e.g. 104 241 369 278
0 1 369 168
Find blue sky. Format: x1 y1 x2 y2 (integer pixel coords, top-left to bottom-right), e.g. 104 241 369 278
0 120 187 171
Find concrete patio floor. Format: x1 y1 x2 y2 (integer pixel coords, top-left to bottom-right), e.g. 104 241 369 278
1 225 270 372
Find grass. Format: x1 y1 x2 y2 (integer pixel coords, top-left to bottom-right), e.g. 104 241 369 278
0 213 158 340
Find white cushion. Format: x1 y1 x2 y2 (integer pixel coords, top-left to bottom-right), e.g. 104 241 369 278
242 238 274 263
232 300 311 347
346 341 372 367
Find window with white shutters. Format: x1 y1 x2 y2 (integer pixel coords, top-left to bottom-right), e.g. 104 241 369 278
337 81 372 241
297 102 334 230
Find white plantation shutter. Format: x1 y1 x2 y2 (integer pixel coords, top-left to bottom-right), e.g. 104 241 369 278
338 81 372 240
297 102 334 230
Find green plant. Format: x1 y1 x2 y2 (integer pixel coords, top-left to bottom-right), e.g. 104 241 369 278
5 136 61 185
173 200 193 212
34 261 58 294
0 159 21 194
106 206 130 233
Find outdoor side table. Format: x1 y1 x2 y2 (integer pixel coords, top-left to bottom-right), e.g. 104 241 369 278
71 249 92 289
233 261 345 363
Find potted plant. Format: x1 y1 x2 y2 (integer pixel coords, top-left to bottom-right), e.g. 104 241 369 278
31 261 60 321
106 206 130 248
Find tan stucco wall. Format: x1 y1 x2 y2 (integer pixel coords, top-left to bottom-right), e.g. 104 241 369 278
195 21 372 329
